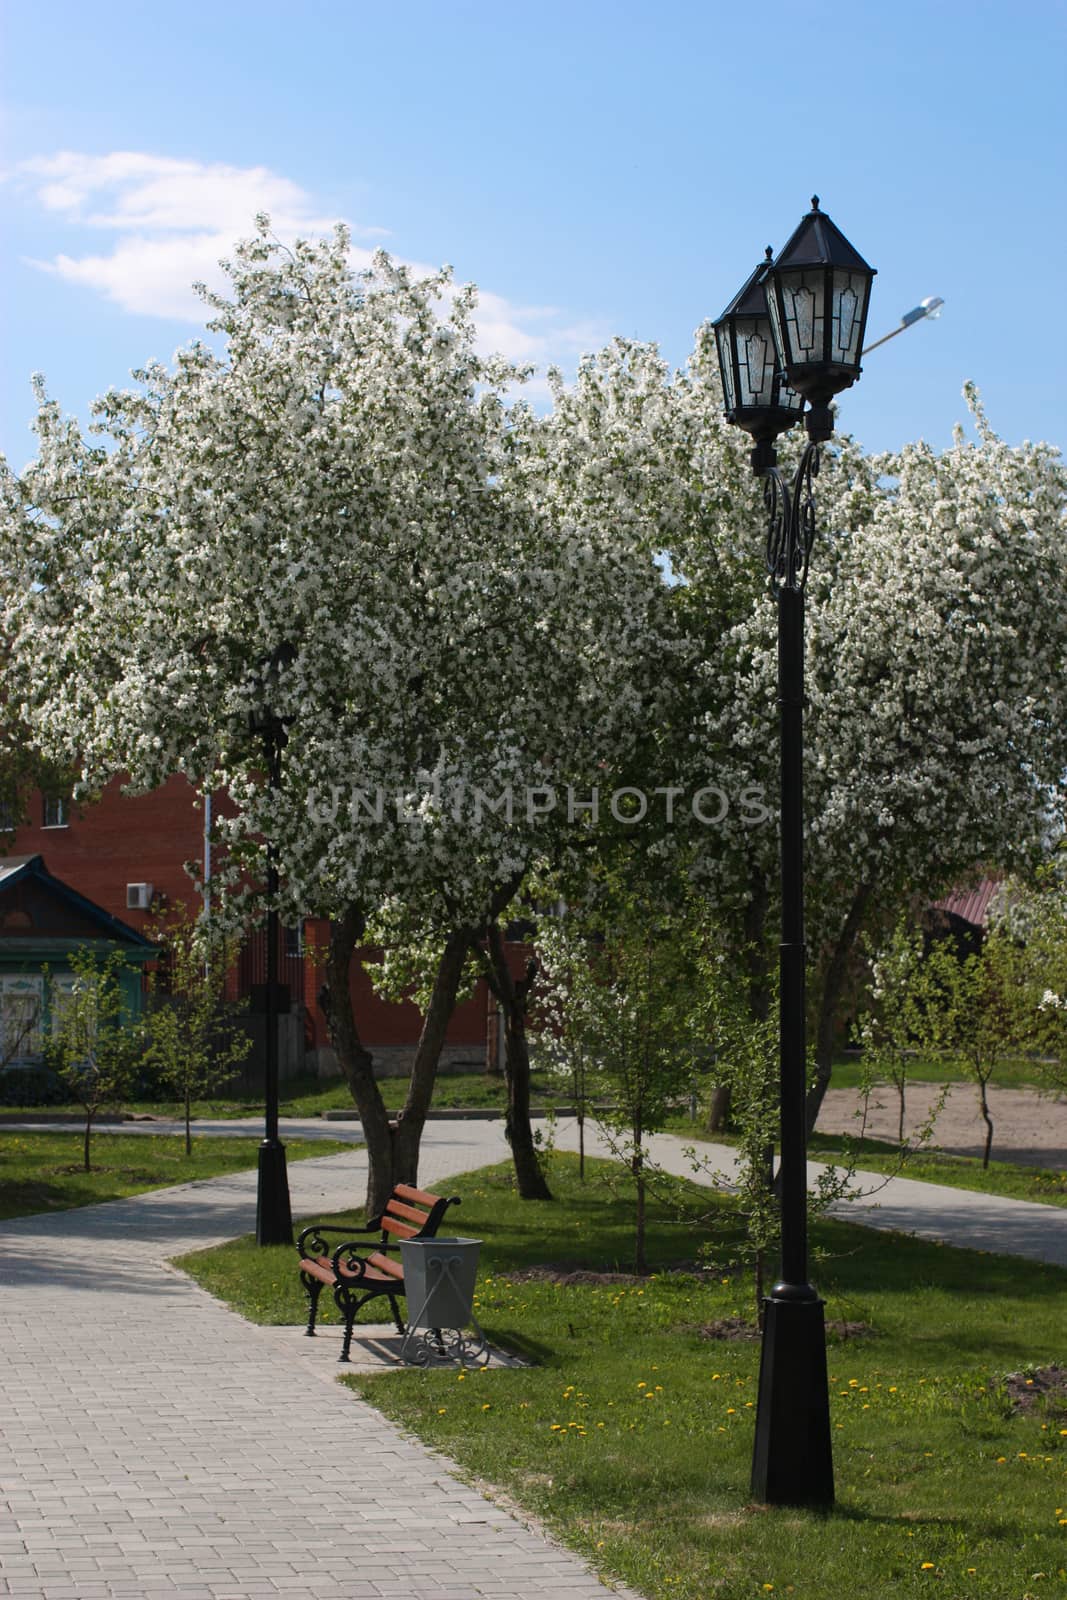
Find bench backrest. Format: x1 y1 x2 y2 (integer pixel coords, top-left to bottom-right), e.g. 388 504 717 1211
375 1184 460 1244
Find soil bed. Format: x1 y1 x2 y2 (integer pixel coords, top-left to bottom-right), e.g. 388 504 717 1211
1003 1364 1067 1414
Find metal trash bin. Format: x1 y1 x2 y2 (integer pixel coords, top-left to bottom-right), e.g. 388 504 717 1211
399 1237 486 1366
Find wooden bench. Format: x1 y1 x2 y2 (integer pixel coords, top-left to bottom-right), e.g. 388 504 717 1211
296 1184 460 1362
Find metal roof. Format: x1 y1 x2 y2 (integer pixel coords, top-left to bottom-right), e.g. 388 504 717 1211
932 877 1001 930
0 853 155 950
0 855 39 886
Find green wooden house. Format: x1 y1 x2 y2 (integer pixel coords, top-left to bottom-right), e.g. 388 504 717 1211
0 855 155 1065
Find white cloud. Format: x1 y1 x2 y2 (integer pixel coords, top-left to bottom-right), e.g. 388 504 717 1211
11 150 607 372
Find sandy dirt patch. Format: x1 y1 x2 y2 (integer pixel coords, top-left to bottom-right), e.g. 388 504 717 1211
817 1083 1066 1169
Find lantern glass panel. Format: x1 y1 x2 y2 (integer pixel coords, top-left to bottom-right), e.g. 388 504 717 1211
776 270 826 367
715 324 736 410
778 375 804 416
734 316 778 409
830 270 867 365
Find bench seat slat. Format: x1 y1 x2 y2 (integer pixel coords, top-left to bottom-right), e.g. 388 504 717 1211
380 1216 418 1238
366 1250 405 1279
299 1258 336 1284
336 1263 399 1285
386 1197 437 1227
394 1183 442 1206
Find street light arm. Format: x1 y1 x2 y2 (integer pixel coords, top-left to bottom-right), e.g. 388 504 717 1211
862 295 944 357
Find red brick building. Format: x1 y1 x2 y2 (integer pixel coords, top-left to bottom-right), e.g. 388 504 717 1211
3 777 493 1078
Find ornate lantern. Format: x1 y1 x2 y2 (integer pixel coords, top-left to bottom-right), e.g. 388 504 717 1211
713 248 804 443
763 196 876 415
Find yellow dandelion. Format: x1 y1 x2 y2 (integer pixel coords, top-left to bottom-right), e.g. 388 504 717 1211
920 1562 935 1570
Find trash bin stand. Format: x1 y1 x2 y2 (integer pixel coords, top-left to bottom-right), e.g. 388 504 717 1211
399 1237 489 1368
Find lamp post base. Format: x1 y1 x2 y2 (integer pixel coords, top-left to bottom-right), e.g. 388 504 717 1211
256 1141 293 1246
750 1295 834 1506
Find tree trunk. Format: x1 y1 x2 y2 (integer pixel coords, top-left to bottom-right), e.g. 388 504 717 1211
713 875 771 1133
486 1002 504 1078
185 1086 192 1158
755 1249 765 1329
483 920 552 1200
806 881 874 1136
83 1110 93 1173
632 1132 647 1275
707 1084 732 1133
978 1077 994 1169
322 903 397 1220
393 925 474 1186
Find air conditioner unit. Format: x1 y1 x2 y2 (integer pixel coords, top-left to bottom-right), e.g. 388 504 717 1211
126 883 154 911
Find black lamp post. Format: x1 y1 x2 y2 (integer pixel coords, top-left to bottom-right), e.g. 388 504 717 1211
713 198 876 1508
249 644 295 1248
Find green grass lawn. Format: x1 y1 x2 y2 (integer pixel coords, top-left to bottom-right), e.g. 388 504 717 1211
830 1053 1050 1092
808 1132 1067 1208
176 1154 1067 1600
668 1118 1067 1210
0 1129 353 1221
0 1069 569 1122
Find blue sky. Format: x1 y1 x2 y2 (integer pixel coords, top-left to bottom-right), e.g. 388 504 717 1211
3 0 1066 470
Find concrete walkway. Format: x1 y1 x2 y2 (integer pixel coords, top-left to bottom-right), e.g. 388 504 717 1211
556 1122 1067 1270
2 1117 1066 1599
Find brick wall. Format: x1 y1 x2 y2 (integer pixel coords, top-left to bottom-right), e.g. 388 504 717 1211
5 777 495 1067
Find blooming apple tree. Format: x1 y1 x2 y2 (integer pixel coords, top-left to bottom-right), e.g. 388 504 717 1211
0 222 685 1215
543 336 1067 1133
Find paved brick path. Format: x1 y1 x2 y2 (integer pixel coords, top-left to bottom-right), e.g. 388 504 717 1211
0 1123 642 1600
3 1115 1066 1598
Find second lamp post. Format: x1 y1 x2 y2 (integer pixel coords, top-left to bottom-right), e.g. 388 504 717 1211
250 643 295 1248
713 198 876 1508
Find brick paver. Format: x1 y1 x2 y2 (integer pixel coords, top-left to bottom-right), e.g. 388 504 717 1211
0 1123 641 1600
4 1112 1065 1598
